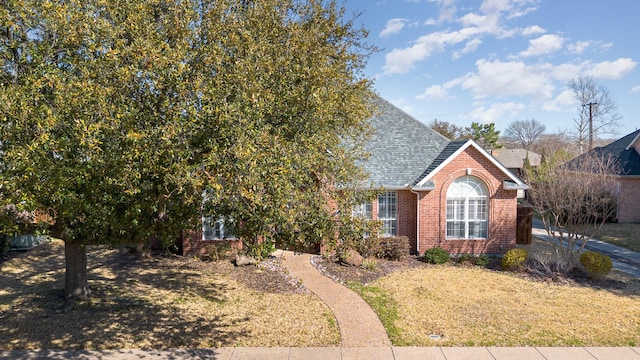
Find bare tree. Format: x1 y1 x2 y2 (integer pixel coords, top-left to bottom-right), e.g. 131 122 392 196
524 152 619 274
532 132 581 158
504 118 546 150
429 119 467 140
569 76 621 152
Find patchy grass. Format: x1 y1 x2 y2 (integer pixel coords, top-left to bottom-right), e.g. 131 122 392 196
595 222 640 252
365 263 640 347
347 282 403 345
0 240 339 350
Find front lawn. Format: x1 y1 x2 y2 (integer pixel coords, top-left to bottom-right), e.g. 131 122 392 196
0 240 339 350
316 246 640 347
371 265 639 346
596 222 640 252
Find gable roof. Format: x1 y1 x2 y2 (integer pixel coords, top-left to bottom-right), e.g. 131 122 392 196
361 95 526 189
415 140 526 187
361 96 450 188
590 129 640 176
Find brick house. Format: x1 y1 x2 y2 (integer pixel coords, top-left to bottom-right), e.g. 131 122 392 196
578 129 640 223
182 96 528 256
358 96 527 255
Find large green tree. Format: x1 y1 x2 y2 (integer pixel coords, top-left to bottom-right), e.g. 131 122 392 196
466 122 503 149
0 0 374 301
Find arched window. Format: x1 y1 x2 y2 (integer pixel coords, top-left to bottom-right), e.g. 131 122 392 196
446 176 488 239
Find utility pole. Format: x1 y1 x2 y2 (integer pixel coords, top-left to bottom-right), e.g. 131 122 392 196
583 102 597 151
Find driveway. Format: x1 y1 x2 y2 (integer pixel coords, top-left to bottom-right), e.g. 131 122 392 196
532 218 640 278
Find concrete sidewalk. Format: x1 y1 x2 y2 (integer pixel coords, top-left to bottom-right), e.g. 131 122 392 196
2 346 639 359
277 250 390 347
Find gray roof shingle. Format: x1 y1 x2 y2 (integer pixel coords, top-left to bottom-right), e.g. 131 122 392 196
491 148 542 169
360 96 451 187
592 129 640 176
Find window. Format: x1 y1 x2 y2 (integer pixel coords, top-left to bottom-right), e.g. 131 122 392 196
446 176 488 239
352 202 372 220
202 216 236 240
378 191 397 237
352 201 373 237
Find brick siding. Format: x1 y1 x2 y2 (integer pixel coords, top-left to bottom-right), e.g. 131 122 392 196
181 228 243 256
372 146 518 255
617 178 640 223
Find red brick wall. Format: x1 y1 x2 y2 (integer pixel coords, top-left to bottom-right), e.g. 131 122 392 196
617 178 640 223
181 228 243 256
417 146 518 255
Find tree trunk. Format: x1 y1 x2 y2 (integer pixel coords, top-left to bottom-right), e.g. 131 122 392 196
64 240 91 301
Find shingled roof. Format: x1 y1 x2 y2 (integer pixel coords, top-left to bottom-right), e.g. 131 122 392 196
591 129 640 176
361 96 450 187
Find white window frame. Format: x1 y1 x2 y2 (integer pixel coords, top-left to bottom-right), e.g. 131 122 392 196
352 202 372 220
446 176 488 240
378 191 397 237
202 216 236 240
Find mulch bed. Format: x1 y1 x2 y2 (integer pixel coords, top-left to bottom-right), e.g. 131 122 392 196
312 255 430 285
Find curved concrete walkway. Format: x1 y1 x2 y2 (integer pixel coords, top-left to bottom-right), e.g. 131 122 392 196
277 250 391 347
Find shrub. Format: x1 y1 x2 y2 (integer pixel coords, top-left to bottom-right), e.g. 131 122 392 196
422 247 450 264
357 237 382 259
475 255 491 267
456 254 491 267
580 251 613 278
207 242 232 261
377 236 410 261
246 240 276 261
361 258 378 271
501 248 528 270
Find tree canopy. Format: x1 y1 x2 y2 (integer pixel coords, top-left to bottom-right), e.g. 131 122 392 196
428 119 466 140
569 76 620 152
0 0 375 300
466 122 502 150
503 118 546 151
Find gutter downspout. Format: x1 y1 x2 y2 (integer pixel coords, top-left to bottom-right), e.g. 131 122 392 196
406 184 434 255
409 187 421 254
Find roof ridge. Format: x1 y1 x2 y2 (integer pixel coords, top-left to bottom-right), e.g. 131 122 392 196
372 95 452 142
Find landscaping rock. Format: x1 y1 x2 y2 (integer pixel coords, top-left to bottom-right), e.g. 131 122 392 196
235 254 258 266
341 249 363 267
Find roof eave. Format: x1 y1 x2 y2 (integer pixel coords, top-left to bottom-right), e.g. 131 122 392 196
416 140 527 187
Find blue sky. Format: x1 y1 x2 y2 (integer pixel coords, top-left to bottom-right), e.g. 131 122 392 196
343 0 639 138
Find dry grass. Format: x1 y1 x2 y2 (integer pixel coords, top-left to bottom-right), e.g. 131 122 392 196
372 263 640 347
0 240 339 350
596 222 640 252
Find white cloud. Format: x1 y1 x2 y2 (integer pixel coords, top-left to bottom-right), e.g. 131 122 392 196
384 27 486 74
417 85 448 100
427 0 458 24
541 89 575 112
519 34 565 57
380 18 409 38
586 58 637 79
631 86 640 94
383 0 540 74
568 41 591 54
460 59 555 99
417 77 464 100
468 102 525 123
521 25 545 36
453 38 483 59
550 62 584 81
480 0 539 18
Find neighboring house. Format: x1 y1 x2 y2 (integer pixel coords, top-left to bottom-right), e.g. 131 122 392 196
181 96 529 256
580 129 640 223
358 96 528 255
490 148 542 178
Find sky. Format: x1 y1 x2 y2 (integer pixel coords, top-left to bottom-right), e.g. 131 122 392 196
342 0 640 138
